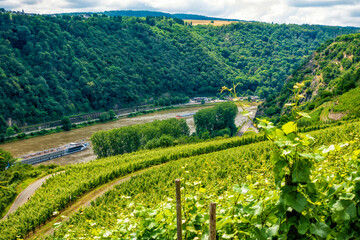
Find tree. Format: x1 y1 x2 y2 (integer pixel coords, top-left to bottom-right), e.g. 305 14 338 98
99 112 110 122
194 102 238 136
61 117 71 131
0 148 15 170
6 127 15 136
158 134 174 148
13 124 20 133
108 110 116 119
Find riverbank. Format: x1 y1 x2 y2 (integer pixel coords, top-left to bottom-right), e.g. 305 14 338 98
0 104 216 163
2 102 220 145
1 101 258 166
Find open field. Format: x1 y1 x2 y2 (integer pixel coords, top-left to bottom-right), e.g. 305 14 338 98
184 20 238 26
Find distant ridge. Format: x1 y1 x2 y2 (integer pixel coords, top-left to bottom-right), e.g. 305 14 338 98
59 10 241 21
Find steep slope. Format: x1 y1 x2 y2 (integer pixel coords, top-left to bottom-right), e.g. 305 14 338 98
0 13 236 126
260 33 360 124
0 11 357 131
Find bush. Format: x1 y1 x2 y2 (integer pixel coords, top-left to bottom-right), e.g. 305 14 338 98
61 117 71 131
194 102 238 136
158 135 174 148
91 118 189 158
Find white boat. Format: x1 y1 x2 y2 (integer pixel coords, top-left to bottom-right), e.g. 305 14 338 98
176 112 195 118
20 142 89 165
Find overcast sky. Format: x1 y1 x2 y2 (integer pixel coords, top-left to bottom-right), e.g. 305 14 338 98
1 0 360 27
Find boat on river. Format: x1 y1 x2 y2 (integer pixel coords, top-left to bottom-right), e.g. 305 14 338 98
19 142 89 165
176 112 195 118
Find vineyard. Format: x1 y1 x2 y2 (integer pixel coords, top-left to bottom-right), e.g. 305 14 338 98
36 121 360 239
0 134 264 240
333 86 360 119
1 121 359 239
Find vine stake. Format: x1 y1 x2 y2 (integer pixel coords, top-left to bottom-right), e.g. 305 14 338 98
209 202 216 240
175 179 182 240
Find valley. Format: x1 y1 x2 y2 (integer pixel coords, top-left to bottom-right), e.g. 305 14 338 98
0 105 259 165
1 8 360 240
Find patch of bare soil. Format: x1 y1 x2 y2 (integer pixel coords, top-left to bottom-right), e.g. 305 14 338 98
328 111 346 120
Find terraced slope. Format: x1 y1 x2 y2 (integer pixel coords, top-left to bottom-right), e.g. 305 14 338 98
47 121 360 239
260 33 360 124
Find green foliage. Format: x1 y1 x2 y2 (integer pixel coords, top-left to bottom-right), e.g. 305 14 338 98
5 127 15 136
108 109 116 119
12 124 20 133
91 118 190 158
256 82 360 238
334 86 360 118
0 148 14 170
61 117 71 131
0 13 356 126
0 163 60 216
99 112 110 122
194 102 238 136
0 133 265 239
260 33 360 122
45 121 360 239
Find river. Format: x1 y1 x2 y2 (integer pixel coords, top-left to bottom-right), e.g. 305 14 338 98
0 104 257 166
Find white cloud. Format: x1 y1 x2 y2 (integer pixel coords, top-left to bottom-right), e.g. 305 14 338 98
3 0 360 27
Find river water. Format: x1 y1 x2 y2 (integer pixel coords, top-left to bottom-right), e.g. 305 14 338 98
0 105 256 166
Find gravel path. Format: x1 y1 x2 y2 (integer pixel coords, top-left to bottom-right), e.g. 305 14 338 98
2 171 63 220
237 119 259 136
26 165 161 239
236 106 259 137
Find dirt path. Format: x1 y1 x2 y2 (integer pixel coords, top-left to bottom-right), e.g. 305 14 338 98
328 111 346 120
26 165 162 239
237 119 259 136
2 172 63 220
236 106 259 137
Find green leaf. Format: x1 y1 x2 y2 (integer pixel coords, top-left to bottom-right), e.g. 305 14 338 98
284 191 307 212
353 150 360 157
241 110 250 116
264 224 279 237
250 202 263 216
292 158 311 183
299 153 315 159
282 121 297 135
274 159 286 187
222 233 235 239
233 184 250 194
147 222 156 230
310 222 330 238
297 216 310 235
339 193 355 200
331 200 357 221
297 111 311 118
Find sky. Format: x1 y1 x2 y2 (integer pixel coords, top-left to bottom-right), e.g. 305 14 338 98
1 0 360 27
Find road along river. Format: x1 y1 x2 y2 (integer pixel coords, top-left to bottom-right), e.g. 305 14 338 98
0 104 257 166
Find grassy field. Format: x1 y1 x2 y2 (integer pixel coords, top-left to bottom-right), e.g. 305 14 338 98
184 20 238 26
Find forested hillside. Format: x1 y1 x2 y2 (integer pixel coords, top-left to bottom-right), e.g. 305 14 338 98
260 33 360 124
60 10 241 21
0 11 357 129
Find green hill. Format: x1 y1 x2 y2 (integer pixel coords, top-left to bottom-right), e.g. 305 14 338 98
58 10 241 21
1 119 359 239
0 11 357 132
259 33 360 125
104 10 242 21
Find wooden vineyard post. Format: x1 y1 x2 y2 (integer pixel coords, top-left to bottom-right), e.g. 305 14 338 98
209 202 216 240
175 179 182 240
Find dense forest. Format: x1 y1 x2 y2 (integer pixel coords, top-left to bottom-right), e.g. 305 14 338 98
259 33 360 124
0 11 357 131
